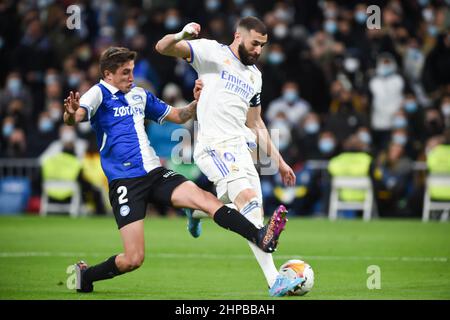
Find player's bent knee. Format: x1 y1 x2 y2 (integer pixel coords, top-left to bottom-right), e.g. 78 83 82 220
237 188 258 201
227 178 254 203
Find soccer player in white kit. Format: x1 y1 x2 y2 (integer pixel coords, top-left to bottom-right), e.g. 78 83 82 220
156 17 299 296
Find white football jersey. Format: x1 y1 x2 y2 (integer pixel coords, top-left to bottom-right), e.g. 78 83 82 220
187 39 262 144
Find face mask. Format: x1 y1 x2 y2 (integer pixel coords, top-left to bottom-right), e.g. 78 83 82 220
273 24 288 39
267 52 284 65
442 103 450 117
68 74 81 88
319 138 335 154
283 89 298 104
205 0 220 11
124 26 138 39
407 48 422 61
2 123 14 137
427 25 438 37
39 118 54 133
418 0 429 6
304 122 319 135
355 11 366 24
45 74 58 85
61 130 76 143
274 9 290 22
241 8 256 17
422 9 434 22
7 78 22 95
358 132 371 144
393 117 407 129
165 16 180 30
344 57 359 73
233 0 245 6
49 108 62 121
324 20 337 34
404 101 418 113
376 63 395 77
393 134 407 146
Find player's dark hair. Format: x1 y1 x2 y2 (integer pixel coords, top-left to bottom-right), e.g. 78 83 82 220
99 47 137 78
237 16 267 35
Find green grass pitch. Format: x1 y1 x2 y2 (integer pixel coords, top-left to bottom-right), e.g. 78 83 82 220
0 215 449 300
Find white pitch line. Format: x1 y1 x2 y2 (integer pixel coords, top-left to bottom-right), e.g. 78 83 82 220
0 252 447 262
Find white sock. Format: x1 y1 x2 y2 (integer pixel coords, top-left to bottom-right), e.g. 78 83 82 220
192 209 209 219
240 199 279 288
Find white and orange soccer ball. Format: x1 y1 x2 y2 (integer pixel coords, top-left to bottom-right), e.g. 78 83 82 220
279 259 315 296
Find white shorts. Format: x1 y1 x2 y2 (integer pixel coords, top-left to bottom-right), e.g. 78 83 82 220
194 137 262 204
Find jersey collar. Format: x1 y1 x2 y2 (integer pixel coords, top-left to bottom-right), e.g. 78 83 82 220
100 79 120 94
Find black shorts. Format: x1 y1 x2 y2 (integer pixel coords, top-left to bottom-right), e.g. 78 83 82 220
109 167 188 229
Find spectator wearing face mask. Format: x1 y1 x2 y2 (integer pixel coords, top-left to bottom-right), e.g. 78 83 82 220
4 98 28 132
317 130 339 160
266 81 310 128
401 93 426 158
0 72 34 119
369 52 405 152
26 111 59 157
1 116 15 156
261 43 288 105
291 112 321 162
356 126 373 154
1 115 27 158
39 125 88 163
402 93 424 131
391 127 418 160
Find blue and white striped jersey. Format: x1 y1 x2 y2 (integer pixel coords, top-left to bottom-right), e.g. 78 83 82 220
79 79 171 182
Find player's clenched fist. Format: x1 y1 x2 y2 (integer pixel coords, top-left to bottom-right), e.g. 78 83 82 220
193 79 203 101
174 22 201 41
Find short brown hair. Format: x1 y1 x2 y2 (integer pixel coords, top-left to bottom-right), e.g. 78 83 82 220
237 16 267 35
99 47 137 78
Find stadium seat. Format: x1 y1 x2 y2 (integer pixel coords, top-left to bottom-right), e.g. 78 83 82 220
422 145 450 222
40 152 83 217
40 180 81 217
422 175 450 222
328 176 374 221
0 177 31 214
328 152 374 221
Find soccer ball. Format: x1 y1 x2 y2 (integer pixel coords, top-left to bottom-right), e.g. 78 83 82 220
279 259 314 296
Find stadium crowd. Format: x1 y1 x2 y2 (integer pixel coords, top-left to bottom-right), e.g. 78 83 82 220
0 0 449 218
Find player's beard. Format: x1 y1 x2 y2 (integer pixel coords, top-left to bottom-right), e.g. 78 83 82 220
238 43 258 65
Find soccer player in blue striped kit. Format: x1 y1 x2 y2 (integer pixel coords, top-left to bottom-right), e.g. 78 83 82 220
63 46 294 294
156 17 301 296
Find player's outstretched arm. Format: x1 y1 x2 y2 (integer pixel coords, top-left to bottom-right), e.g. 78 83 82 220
155 22 200 59
246 106 296 187
164 79 202 124
63 91 87 126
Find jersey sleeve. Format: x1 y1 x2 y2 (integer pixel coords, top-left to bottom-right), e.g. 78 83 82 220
186 39 218 73
144 90 172 124
79 85 102 120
